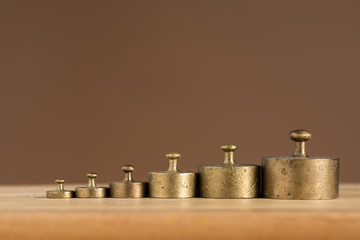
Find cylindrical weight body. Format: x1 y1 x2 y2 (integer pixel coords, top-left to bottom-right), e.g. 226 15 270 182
46 191 74 198
109 182 147 198
199 164 260 198
75 187 108 198
148 172 196 198
262 157 339 200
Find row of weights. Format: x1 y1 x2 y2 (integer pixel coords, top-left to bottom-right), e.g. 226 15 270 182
46 129 339 200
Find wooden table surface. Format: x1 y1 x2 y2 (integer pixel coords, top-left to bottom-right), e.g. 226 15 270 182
0 184 359 240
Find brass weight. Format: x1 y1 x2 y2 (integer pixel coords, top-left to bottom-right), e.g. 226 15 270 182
46 179 74 198
198 144 260 198
109 165 148 198
148 153 197 198
262 129 339 200
75 173 108 198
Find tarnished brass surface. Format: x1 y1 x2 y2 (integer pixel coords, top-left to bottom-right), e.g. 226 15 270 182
109 165 148 198
262 129 339 200
75 173 108 198
46 180 74 198
198 144 260 198
148 153 196 198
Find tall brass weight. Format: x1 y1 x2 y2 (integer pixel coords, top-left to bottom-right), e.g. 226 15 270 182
198 144 260 198
262 129 339 200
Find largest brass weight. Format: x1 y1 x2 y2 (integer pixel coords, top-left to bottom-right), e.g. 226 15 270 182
262 129 339 200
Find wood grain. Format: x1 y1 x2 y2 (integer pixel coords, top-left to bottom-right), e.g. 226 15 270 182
0 184 359 239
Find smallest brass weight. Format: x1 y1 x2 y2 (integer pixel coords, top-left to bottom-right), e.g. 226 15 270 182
75 173 108 198
46 179 74 198
109 165 148 198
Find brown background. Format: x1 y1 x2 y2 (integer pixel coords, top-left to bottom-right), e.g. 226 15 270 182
0 1 359 184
